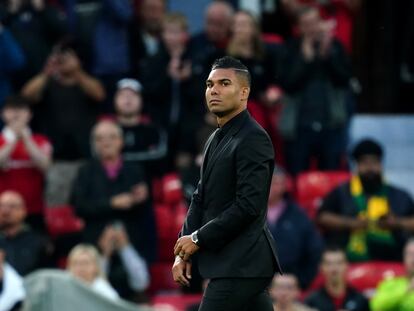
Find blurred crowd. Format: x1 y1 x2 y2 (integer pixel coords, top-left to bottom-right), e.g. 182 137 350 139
0 0 413 310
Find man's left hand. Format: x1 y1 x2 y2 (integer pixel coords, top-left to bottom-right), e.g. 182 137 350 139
174 235 199 261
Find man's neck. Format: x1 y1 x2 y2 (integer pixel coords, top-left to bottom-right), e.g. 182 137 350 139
101 155 121 165
274 302 294 311
268 197 283 207
326 279 346 297
217 107 246 127
117 114 140 127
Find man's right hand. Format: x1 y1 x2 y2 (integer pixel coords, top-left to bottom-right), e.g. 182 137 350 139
111 193 134 210
172 256 192 287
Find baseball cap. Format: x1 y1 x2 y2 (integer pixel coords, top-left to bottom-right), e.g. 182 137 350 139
117 78 143 93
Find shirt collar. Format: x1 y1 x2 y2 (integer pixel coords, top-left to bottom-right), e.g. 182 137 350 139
217 109 248 138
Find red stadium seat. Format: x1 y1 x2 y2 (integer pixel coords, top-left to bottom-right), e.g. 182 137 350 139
295 171 351 218
262 33 284 44
162 173 183 205
45 205 84 238
152 293 203 311
347 261 405 293
304 261 405 299
149 263 180 293
154 204 178 261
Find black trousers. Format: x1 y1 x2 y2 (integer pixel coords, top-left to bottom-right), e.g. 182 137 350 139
198 277 273 311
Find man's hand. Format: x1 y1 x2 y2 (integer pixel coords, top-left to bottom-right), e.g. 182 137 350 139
171 256 192 287
174 235 199 262
111 193 134 210
98 226 117 258
377 215 402 230
131 183 149 204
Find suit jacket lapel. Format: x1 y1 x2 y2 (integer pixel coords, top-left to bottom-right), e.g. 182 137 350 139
203 112 249 181
200 128 219 182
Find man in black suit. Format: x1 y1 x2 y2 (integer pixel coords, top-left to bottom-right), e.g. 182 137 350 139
172 56 281 311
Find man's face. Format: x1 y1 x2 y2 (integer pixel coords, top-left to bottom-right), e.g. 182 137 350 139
68 251 98 284
356 155 382 176
205 5 232 43
2 107 31 127
0 192 27 230
321 251 348 284
205 68 249 117
270 275 299 306
93 122 123 160
298 9 321 39
356 155 383 192
115 89 142 117
140 0 165 34
404 242 414 276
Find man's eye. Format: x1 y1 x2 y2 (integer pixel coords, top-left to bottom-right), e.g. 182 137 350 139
222 81 230 86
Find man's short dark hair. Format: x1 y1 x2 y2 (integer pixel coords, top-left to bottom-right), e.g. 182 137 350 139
211 56 251 86
322 245 347 259
351 138 383 162
3 95 31 111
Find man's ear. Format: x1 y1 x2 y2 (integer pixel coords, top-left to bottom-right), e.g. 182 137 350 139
241 87 250 101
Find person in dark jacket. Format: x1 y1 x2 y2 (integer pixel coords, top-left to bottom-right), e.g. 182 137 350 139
0 24 25 110
267 167 323 289
279 5 352 175
305 246 369 311
0 0 67 88
70 120 157 263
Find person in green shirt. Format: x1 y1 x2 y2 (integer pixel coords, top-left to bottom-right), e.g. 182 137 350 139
371 238 414 311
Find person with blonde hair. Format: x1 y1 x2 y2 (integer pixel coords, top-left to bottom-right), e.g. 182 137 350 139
67 244 118 301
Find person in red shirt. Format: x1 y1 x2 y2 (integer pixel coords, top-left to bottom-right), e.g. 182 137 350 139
0 96 52 231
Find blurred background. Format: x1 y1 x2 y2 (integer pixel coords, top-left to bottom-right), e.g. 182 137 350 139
0 0 413 310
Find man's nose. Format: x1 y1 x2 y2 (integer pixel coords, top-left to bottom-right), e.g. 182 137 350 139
210 85 219 95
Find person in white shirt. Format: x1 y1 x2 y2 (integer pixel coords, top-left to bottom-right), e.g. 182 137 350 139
66 244 118 301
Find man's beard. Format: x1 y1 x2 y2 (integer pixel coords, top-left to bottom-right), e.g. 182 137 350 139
360 172 383 194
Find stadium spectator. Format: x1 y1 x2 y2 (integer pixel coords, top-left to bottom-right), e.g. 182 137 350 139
189 0 233 65
0 241 25 311
114 78 167 178
227 9 284 163
70 120 157 263
138 12 192 130
58 0 134 113
318 139 414 262
0 0 67 88
187 0 234 120
0 23 25 113
267 167 323 289
279 5 352 175
130 0 166 75
67 243 119 301
0 190 51 276
21 39 105 160
270 274 316 311
0 96 51 231
371 238 414 310
98 223 150 303
305 246 370 311
139 12 194 170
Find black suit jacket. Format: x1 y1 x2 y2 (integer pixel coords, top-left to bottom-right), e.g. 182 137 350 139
181 110 281 278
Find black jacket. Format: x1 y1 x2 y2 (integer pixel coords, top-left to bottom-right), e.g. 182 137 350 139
268 201 323 288
181 110 281 278
305 286 370 311
70 160 157 263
